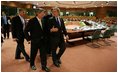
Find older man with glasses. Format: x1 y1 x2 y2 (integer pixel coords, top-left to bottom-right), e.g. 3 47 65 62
24 8 50 72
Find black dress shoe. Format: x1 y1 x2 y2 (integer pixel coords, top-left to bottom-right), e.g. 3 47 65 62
31 65 37 70
53 62 60 67
15 57 24 59
42 66 50 72
58 60 61 64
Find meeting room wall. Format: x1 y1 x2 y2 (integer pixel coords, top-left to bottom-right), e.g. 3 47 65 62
1 1 117 19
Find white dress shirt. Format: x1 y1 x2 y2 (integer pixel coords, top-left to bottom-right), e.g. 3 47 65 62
19 15 25 30
36 17 43 29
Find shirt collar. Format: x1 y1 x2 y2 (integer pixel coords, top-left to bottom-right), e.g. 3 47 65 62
36 17 41 21
19 15 24 19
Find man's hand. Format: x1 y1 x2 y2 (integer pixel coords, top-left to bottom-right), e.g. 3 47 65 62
50 26 58 32
65 35 69 40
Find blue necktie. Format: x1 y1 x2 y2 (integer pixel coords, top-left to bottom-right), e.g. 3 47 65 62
56 17 61 26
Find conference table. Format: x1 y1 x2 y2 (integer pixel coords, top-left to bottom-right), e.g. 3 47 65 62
65 21 107 42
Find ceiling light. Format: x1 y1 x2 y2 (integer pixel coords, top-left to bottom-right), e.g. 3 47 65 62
33 5 36 9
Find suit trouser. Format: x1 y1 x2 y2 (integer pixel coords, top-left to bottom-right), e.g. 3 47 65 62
47 39 51 54
3 24 10 39
15 39 29 60
30 39 47 67
50 37 66 62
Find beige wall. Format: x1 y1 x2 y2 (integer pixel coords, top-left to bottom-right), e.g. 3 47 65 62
1 1 117 19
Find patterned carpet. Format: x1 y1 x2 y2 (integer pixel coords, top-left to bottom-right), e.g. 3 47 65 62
1 33 117 72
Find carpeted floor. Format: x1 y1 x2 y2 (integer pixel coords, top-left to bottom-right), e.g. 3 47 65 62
1 33 117 72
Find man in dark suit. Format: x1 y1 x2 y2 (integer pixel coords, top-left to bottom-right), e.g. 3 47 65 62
43 12 52 56
47 7 69 67
24 8 50 72
11 9 30 62
1 12 11 39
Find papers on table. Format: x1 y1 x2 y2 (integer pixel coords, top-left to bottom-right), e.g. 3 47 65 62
65 20 107 31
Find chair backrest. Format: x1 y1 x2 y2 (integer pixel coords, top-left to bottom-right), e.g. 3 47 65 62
103 29 112 38
110 24 117 32
92 29 101 39
110 28 116 36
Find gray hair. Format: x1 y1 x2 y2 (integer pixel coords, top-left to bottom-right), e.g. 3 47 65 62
35 8 46 16
51 7 60 13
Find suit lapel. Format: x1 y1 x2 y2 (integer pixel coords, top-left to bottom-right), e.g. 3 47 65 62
41 19 44 29
35 17 43 30
18 16 23 25
53 17 57 25
18 16 24 28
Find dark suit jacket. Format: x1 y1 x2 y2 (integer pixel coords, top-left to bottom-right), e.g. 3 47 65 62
24 17 48 41
47 16 67 38
11 16 25 40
